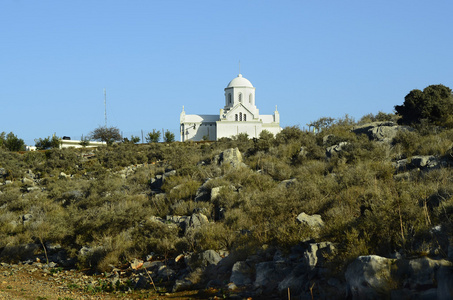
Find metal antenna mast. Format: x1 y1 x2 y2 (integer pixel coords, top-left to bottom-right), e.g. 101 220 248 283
104 88 107 127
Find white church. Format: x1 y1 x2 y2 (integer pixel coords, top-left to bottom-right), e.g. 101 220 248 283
180 73 281 141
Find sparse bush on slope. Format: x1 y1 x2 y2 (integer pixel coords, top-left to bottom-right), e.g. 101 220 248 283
1 118 453 276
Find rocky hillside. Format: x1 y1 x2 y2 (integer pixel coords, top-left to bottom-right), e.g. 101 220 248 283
1 117 453 299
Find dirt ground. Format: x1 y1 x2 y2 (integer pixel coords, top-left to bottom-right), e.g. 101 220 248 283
0 263 205 300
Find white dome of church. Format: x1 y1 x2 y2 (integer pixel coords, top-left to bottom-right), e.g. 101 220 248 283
226 74 253 88
180 73 281 141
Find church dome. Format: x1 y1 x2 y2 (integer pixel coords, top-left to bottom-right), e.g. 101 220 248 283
226 74 253 88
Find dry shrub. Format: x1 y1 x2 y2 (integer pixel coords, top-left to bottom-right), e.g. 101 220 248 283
162 176 201 201
188 222 236 251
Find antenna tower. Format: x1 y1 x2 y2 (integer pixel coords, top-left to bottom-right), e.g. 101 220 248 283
104 88 107 127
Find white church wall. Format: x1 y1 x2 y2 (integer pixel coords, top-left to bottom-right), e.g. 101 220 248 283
261 123 282 136
217 121 263 139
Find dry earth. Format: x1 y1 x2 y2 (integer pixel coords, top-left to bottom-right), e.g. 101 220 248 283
0 263 204 300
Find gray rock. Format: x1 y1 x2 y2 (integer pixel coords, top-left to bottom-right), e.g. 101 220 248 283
393 156 441 172
26 187 40 192
304 242 335 269
296 212 324 229
230 261 254 286
396 257 452 290
21 177 34 185
353 122 413 142
157 265 176 280
437 266 453 300
215 148 246 168
346 255 395 300
201 250 222 266
210 185 236 201
279 178 297 188
410 155 438 169
326 142 349 158
185 250 222 270
22 214 33 224
277 263 307 295
172 279 194 292
164 169 177 177
194 178 214 202
59 172 71 179
183 213 209 232
151 170 176 190
254 261 289 293
0 168 7 178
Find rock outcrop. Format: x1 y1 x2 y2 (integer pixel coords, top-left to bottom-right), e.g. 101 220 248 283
352 121 413 142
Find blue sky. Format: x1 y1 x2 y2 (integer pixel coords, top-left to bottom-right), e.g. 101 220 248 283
1 1 453 145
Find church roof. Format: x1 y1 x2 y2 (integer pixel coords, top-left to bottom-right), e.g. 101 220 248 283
226 74 253 88
184 114 219 123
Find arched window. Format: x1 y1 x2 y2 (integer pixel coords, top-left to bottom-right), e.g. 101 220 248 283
228 94 232 104
249 94 253 104
244 114 247 121
238 93 242 102
235 114 238 121
239 112 242 121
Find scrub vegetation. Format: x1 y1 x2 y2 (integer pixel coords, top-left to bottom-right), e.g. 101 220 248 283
1 85 453 277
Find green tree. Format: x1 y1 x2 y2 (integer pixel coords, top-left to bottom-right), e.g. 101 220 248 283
146 130 161 143
164 130 175 143
35 135 61 150
255 130 274 152
395 84 453 126
123 135 140 144
1 132 25 151
308 117 335 132
0 132 5 148
89 126 121 146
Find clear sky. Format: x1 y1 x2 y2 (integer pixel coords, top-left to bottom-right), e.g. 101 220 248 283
1 1 453 145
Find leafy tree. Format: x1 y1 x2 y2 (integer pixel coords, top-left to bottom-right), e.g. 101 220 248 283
123 135 140 144
164 130 175 143
146 130 161 143
308 117 335 132
0 132 5 148
89 126 121 146
0 132 25 151
255 130 274 152
275 126 304 144
35 135 61 150
395 84 453 126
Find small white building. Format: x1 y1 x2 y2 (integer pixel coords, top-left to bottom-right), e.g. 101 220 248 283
60 139 106 149
180 74 281 141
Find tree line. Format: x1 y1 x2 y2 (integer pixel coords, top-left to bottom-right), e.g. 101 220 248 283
2 83 453 152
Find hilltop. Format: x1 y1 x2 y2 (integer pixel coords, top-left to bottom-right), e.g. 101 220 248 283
1 112 453 299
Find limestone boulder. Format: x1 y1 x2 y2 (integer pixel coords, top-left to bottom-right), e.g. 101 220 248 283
326 142 349 158
296 212 324 229
214 148 246 168
194 178 212 202
230 261 254 286
210 185 236 201
185 250 222 270
345 255 395 300
352 121 413 142
183 213 209 233
303 242 335 269
395 257 452 291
